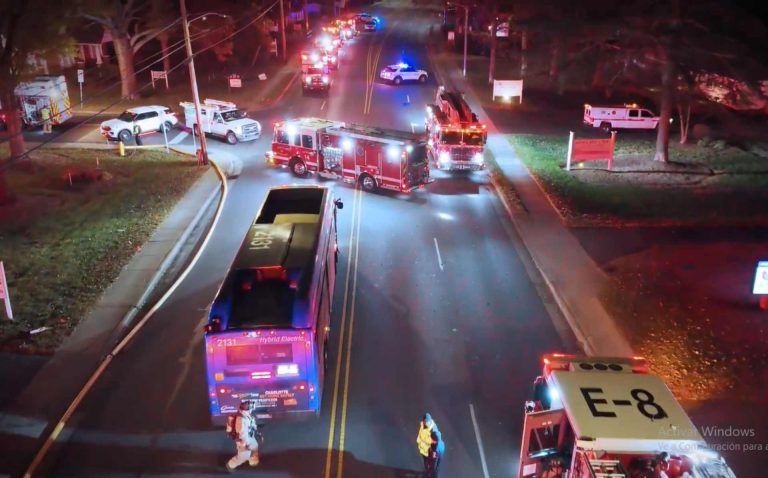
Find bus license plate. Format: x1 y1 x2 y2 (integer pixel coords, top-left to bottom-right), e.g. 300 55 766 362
284 398 297 406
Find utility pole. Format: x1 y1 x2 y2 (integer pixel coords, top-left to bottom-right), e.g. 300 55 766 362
180 0 209 165
279 0 287 61
459 4 468 77
303 0 309 33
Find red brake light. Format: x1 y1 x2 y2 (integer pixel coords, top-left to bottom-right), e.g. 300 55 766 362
255 266 287 281
206 316 222 332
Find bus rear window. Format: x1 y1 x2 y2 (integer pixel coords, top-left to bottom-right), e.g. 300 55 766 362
226 344 293 365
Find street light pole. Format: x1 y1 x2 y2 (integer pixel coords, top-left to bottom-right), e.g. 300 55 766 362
458 4 469 77
279 0 287 61
180 0 209 165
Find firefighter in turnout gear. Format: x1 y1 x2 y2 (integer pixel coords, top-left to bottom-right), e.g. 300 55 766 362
417 413 439 472
225 401 260 472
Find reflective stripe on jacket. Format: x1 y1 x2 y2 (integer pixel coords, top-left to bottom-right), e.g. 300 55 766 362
417 421 434 457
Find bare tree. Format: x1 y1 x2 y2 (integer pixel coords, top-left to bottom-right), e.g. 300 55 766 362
79 0 169 99
150 0 176 74
0 0 73 203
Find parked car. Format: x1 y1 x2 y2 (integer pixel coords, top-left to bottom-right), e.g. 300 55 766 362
100 105 178 143
379 63 428 85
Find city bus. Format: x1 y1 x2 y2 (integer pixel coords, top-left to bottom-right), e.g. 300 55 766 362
204 185 343 423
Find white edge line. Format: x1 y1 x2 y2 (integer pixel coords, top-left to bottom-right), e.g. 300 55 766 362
469 403 491 478
433 237 444 271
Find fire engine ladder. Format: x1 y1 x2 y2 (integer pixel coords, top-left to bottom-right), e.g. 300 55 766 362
439 90 474 124
588 459 628 478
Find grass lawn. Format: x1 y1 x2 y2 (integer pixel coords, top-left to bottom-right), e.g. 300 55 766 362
0 148 206 353
508 135 768 225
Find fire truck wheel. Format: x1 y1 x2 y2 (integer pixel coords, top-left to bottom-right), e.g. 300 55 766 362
393 76 402 85
290 158 308 177
418 75 427 84
600 122 612 132
359 174 377 192
226 131 238 145
118 129 132 143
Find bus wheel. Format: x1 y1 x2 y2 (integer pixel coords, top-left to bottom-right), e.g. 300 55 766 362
290 158 307 177
359 174 377 192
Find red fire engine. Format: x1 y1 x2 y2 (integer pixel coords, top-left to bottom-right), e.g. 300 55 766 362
518 354 737 478
265 117 431 193
425 86 487 171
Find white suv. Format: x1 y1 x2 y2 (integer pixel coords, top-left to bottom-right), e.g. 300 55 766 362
379 63 428 85
101 105 178 143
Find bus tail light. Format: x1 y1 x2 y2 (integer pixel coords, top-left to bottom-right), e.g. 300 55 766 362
206 316 222 332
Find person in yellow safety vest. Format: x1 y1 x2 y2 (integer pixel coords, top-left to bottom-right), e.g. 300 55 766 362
133 123 143 146
225 401 260 472
416 413 439 472
40 105 52 134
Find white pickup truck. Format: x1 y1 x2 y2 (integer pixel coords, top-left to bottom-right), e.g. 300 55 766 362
180 99 261 144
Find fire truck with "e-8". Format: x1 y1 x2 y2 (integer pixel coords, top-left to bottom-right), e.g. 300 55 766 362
518 354 737 478
265 117 431 193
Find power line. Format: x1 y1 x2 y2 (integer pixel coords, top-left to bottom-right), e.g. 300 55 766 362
1 0 281 166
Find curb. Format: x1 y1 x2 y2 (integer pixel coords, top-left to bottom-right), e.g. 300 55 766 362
427 44 625 357
487 170 595 356
117 182 219 331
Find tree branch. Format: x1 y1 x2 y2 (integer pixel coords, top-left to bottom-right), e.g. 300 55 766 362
131 26 167 52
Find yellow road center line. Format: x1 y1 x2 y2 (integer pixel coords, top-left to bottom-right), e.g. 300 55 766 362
324 186 362 478
336 176 364 478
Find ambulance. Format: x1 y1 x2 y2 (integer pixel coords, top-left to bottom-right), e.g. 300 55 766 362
179 99 261 144
14 75 72 128
583 103 660 131
518 354 736 478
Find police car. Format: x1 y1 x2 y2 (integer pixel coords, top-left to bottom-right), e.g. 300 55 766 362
379 63 428 85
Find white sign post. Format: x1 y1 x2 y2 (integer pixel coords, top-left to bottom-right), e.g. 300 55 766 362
228 74 242 88
0 261 13 320
151 70 169 89
77 69 84 108
753 261 768 294
492 79 524 104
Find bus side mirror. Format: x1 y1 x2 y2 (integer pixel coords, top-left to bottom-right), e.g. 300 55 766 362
334 198 343 209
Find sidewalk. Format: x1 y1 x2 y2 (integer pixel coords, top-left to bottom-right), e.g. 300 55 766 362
428 45 633 357
0 145 224 476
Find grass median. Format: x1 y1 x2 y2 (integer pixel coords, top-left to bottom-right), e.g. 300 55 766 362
508 134 768 225
505 134 768 400
0 148 206 353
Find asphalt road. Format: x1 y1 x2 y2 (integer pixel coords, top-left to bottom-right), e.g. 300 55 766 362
31 6 575 477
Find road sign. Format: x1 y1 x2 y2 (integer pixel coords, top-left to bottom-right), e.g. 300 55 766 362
228 74 242 88
492 79 523 103
0 261 13 320
566 131 617 171
77 69 84 83
151 70 169 89
753 261 768 294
